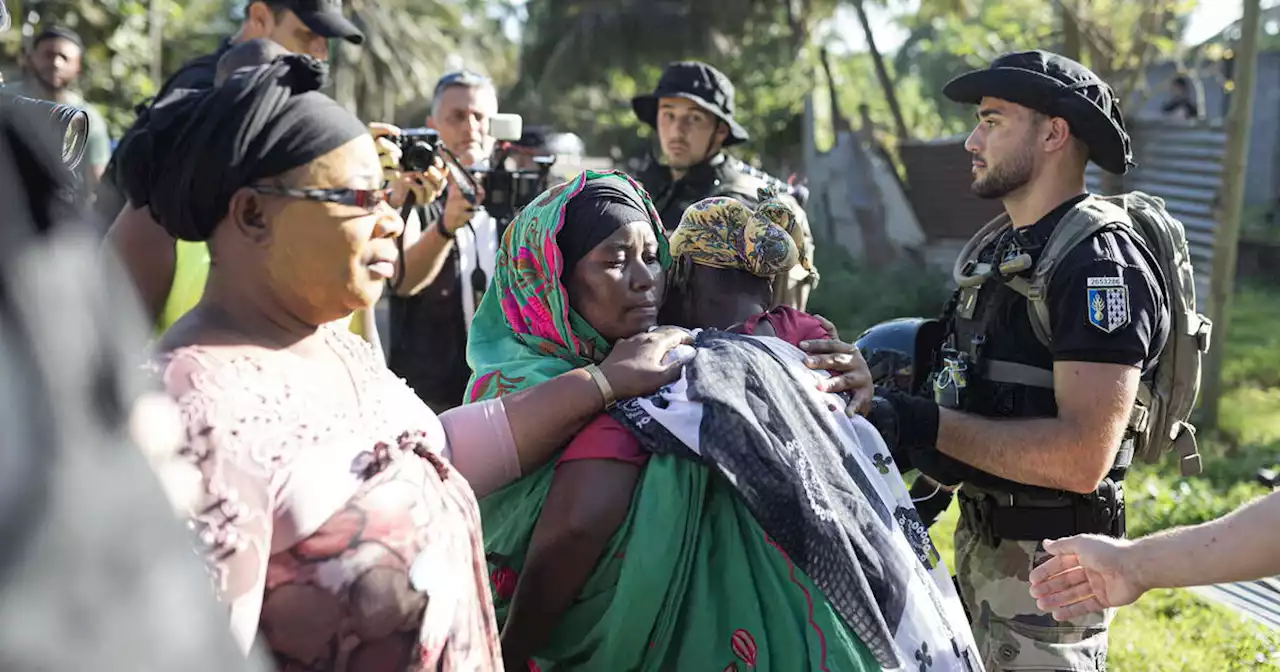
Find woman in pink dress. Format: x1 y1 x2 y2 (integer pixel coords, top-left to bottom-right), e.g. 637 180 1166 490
114 55 690 671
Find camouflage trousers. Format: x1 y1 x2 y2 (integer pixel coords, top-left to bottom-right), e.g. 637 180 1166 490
955 517 1114 671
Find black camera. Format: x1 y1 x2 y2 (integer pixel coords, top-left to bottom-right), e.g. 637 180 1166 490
392 127 480 206
393 127 440 173
484 154 555 225
0 90 89 169
388 117 554 223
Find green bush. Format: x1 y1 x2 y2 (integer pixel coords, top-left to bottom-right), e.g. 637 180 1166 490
804 238 952 338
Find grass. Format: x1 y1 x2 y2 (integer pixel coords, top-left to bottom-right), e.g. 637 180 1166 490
923 281 1280 670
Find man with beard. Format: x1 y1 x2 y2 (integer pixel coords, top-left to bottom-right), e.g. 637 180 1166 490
865 51 1171 671
631 61 817 310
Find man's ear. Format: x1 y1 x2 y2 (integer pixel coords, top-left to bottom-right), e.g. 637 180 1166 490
714 121 730 146
1044 116 1074 154
244 1 275 37
227 188 272 246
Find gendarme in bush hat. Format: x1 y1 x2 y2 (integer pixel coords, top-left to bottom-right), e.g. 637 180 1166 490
942 50 1135 175
632 61 749 146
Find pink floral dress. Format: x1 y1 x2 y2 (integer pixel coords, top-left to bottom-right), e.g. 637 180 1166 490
158 325 501 671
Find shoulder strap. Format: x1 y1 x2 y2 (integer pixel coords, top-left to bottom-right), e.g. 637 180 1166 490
1006 196 1131 347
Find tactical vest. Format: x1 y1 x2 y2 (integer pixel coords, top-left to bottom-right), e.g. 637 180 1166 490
936 209 1138 490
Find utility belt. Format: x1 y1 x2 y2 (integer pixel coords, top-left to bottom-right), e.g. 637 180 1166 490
958 476 1125 547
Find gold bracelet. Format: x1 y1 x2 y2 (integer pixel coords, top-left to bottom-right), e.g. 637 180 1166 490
584 364 617 410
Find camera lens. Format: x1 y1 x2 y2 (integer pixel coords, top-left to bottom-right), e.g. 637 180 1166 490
0 92 90 169
53 103 89 169
401 141 435 173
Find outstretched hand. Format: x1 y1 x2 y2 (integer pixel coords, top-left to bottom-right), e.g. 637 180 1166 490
599 327 695 400
1028 535 1147 621
799 314 874 416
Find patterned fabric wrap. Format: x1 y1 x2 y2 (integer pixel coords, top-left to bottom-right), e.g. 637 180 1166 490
609 331 985 672
668 186 811 278
464 169 670 403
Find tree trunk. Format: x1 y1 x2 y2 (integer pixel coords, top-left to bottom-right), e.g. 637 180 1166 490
149 0 165 86
1201 0 1264 430
819 47 850 133
1060 0 1081 62
851 0 910 142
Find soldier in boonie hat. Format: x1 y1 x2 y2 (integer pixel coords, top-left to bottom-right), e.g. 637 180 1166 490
630 61 818 311
866 50 1175 672
944 49 1134 180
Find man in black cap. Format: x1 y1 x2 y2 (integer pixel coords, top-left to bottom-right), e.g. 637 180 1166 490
631 61 817 310
866 51 1176 670
100 0 364 322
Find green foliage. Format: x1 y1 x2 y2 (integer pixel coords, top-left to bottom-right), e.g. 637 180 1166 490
891 0 1191 139
804 234 952 337
4 0 164 138
513 0 836 174
1109 588 1280 670
332 0 519 123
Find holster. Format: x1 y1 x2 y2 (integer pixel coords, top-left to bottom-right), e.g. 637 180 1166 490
959 478 1125 548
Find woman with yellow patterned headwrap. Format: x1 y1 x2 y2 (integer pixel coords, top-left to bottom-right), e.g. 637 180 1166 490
668 186 812 279
660 188 832 346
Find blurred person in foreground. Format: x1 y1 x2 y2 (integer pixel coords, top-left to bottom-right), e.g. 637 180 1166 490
7 25 111 191
0 6 265 668
386 69 503 412
1029 490 1280 620
631 60 817 311
100 0 365 320
113 53 690 668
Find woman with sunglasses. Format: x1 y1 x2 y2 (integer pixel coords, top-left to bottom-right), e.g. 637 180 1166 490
115 54 690 671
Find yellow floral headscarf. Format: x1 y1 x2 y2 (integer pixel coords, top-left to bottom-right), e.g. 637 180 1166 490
668 187 811 278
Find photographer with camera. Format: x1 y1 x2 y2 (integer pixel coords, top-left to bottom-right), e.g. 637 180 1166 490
389 69 556 412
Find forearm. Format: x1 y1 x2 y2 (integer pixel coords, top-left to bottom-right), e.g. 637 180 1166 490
102 202 175 323
500 526 611 667
1130 490 1280 590
936 408 1114 493
500 462 638 667
395 223 454 297
501 368 606 474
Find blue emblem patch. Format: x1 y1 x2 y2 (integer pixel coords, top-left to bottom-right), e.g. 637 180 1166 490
1086 276 1129 333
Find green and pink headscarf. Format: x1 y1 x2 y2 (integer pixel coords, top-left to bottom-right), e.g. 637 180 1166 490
464 169 671 402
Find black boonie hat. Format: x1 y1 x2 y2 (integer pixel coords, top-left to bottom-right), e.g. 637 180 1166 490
283 0 364 46
943 50 1134 175
632 61 748 146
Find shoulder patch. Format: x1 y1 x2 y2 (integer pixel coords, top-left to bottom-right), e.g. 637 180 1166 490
1086 276 1130 333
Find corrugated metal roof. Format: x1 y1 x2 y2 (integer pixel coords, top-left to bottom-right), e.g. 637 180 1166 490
1190 578 1280 631
1086 119 1227 309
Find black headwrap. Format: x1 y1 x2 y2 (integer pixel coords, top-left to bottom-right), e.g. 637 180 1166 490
558 179 651 279
114 54 369 241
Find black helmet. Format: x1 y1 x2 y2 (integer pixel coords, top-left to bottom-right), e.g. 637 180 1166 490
855 317 945 396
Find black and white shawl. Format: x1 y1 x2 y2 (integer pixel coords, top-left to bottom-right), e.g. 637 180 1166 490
610 330 981 671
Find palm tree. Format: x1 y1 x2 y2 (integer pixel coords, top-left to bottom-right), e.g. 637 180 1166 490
330 0 518 123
